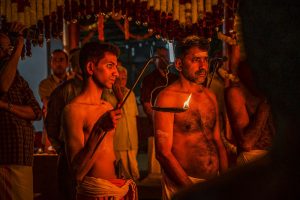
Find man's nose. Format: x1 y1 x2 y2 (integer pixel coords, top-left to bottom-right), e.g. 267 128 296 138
113 67 119 77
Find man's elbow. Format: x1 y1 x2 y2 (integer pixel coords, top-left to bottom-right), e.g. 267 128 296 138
0 84 9 93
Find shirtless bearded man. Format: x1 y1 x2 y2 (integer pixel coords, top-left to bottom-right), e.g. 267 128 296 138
154 35 228 200
62 42 137 200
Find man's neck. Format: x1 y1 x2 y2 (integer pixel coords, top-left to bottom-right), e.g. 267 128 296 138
179 77 205 93
53 73 67 81
80 79 104 105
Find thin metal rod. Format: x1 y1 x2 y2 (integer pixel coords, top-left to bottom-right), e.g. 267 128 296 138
207 61 220 88
118 56 162 108
91 56 165 158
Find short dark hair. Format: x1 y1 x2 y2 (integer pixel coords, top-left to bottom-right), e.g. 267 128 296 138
51 49 69 61
79 41 120 79
175 35 209 58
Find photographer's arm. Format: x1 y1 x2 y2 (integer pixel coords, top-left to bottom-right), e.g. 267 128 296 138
0 23 25 93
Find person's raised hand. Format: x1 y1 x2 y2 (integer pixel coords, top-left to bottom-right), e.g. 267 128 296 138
9 23 26 49
98 108 122 132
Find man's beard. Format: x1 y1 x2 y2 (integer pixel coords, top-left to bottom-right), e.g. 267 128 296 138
182 68 207 85
92 74 108 89
53 66 66 76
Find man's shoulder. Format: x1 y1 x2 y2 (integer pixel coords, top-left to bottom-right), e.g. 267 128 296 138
225 86 244 100
39 75 54 87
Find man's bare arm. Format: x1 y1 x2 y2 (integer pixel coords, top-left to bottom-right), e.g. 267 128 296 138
0 100 41 120
63 105 121 181
154 92 193 187
225 87 269 151
0 24 25 92
142 102 153 119
208 90 228 172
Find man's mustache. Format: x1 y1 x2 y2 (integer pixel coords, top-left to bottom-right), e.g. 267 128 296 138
195 69 207 76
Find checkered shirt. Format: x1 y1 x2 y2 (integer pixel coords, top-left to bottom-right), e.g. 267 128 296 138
0 71 42 166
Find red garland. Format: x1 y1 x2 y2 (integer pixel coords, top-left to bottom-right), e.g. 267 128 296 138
71 0 79 20
79 0 85 16
57 6 64 39
44 15 51 41
114 0 121 13
100 0 107 13
166 13 174 39
86 0 92 15
98 14 104 41
94 0 100 14
140 1 148 25
114 20 153 40
121 0 126 15
64 0 71 21
107 0 113 13
26 34 32 57
37 20 44 47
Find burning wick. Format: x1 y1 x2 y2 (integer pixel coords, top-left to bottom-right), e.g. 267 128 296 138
183 93 192 109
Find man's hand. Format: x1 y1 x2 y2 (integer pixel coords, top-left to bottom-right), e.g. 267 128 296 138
97 108 122 132
9 22 26 51
257 99 270 115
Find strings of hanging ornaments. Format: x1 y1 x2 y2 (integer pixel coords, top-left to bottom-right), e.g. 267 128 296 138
0 0 64 59
0 0 232 58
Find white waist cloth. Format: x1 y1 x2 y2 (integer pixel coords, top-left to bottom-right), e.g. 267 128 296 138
237 149 268 165
162 171 205 200
77 176 137 200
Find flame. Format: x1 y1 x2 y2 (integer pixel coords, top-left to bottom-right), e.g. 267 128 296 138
183 93 192 109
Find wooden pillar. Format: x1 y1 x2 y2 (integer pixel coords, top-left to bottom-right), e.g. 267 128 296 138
62 20 80 52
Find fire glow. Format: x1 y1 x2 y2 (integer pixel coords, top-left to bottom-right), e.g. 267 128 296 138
183 93 192 109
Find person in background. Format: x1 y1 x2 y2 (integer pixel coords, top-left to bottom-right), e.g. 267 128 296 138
140 46 178 181
225 44 275 165
154 35 228 200
39 49 71 152
45 48 82 200
0 23 42 200
102 63 140 181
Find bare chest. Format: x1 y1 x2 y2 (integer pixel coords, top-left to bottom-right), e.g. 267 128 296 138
174 94 216 132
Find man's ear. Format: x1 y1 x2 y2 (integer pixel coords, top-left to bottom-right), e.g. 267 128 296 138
175 58 182 72
86 61 94 76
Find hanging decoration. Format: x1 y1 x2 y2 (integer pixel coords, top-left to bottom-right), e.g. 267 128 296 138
98 14 105 41
0 0 230 58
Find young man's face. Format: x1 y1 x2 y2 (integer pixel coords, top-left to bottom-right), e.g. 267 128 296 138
51 51 69 77
92 52 119 89
180 46 208 85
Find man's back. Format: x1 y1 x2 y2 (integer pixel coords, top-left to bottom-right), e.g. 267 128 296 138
225 84 274 152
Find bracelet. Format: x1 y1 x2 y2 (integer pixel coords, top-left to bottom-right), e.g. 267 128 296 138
7 102 13 112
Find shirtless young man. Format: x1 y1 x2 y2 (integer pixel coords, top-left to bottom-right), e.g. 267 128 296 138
62 42 137 200
154 35 228 200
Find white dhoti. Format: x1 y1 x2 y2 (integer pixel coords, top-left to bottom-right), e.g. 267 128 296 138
76 176 137 200
161 171 205 200
0 165 33 200
237 149 268 165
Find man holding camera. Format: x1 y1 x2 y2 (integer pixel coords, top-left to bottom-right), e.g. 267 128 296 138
0 23 42 199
